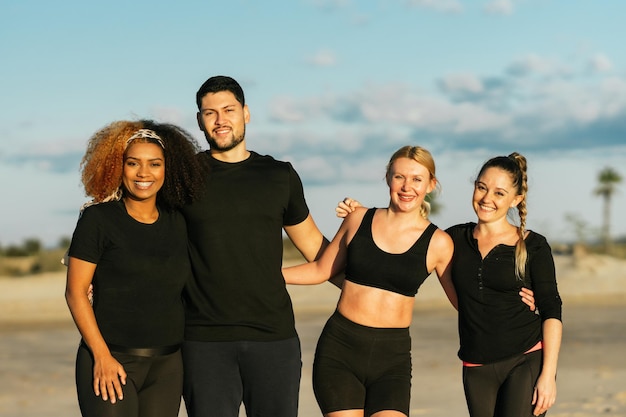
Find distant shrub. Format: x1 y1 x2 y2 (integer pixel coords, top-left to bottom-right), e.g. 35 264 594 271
0 255 38 276
0 238 43 257
3 246 32 257
0 248 67 277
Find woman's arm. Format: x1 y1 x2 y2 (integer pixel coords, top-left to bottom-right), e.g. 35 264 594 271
283 209 362 285
65 257 127 403
527 235 562 415
532 318 562 415
430 229 458 310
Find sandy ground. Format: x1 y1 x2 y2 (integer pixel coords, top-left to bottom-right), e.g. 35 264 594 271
1 254 625 417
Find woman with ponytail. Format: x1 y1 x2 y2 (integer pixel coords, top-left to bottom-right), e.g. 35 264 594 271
283 145 458 417
445 152 563 417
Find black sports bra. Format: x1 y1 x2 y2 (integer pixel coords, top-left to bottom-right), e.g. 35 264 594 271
345 208 437 297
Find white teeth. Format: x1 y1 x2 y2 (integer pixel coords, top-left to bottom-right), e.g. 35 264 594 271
135 182 153 187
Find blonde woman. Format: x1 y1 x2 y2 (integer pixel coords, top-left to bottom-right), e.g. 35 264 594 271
283 146 456 417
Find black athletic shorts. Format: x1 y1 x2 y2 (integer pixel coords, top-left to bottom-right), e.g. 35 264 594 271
312 310 412 416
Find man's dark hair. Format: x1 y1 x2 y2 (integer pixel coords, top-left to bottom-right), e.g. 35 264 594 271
196 75 245 110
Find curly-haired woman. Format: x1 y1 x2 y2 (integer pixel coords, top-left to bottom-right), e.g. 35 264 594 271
65 120 208 417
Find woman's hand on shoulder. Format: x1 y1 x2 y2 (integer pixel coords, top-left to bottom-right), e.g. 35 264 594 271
332 206 367 245
335 197 363 218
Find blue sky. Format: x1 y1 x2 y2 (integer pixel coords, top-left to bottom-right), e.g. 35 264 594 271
1 0 625 247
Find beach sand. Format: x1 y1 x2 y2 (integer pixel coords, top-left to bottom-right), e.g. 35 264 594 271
0 254 625 416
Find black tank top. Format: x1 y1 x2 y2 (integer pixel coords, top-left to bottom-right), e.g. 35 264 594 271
345 208 437 297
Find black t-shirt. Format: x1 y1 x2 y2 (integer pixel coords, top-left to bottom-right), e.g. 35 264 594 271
68 200 190 348
181 151 310 342
446 222 562 364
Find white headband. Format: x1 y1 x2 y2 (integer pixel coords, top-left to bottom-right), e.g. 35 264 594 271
126 129 165 149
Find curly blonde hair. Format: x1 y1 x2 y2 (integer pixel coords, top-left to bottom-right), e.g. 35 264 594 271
80 120 209 209
81 121 143 202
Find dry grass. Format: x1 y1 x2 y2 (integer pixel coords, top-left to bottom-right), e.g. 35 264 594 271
0 249 67 277
2 240 623 278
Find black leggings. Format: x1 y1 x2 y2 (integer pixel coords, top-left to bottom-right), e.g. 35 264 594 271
75 343 183 417
182 337 302 417
313 311 412 416
462 350 544 417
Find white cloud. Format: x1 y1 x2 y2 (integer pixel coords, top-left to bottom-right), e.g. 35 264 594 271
261 54 626 155
526 76 626 129
587 53 613 73
150 106 189 125
306 49 338 67
291 155 339 182
269 96 308 122
450 103 511 133
406 0 463 13
307 0 353 12
506 54 566 77
600 77 626 116
292 153 387 186
484 0 514 15
439 73 485 94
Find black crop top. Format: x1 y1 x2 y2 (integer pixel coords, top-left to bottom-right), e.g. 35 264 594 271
345 208 438 297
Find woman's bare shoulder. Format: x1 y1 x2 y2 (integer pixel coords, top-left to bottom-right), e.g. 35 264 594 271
431 227 454 252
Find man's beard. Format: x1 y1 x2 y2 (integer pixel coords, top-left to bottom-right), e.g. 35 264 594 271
206 126 246 152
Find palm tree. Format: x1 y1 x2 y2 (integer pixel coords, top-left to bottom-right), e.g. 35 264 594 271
594 167 622 253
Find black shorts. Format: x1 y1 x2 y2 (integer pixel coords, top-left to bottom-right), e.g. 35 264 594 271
312 311 412 416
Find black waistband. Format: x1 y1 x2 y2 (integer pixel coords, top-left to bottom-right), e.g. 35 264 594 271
81 340 180 357
330 310 410 336
107 343 180 357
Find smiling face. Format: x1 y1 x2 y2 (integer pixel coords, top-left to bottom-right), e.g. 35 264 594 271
473 167 523 224
387 157 435 213
122 142 165 204
197 90 250 155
